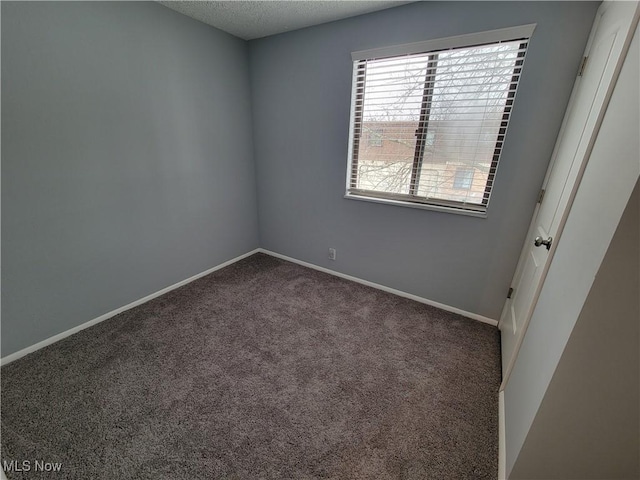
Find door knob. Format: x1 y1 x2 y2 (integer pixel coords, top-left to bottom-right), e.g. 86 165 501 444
534 236 553 250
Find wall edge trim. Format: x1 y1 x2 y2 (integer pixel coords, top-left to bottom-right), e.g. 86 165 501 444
499 389 507 479
0 248 261 366
259 248 499 327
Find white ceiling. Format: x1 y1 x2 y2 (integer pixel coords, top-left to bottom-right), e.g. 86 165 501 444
158 1 414 40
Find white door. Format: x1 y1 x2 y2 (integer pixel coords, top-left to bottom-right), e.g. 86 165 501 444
499 0 640 389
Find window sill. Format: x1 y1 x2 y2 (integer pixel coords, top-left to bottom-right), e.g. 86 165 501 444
344 192 488 218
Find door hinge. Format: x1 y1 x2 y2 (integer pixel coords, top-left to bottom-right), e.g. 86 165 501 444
507 287 514 299
537 188 546 204
578 56 588 77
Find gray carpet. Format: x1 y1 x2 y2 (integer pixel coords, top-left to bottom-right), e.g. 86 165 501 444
1 253 501 479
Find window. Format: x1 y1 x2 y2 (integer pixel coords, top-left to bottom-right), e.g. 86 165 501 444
367 127 384 147
425 130 436 147
346 25 535 215
453 168 474 190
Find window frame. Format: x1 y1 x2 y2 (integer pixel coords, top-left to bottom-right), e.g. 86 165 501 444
344 24 536 217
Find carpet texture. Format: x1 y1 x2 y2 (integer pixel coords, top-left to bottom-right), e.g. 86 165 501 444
1 253 501 479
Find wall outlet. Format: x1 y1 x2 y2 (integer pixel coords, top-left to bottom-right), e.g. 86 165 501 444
328 248 336 261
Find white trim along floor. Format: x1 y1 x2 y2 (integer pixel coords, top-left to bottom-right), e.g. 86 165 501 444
1 248 498 367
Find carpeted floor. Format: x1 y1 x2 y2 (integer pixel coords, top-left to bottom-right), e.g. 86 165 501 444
1 253 501 479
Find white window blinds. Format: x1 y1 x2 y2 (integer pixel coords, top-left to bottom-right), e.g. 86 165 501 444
346 25 535 215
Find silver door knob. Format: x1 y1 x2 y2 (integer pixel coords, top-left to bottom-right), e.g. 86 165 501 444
534 236 553 250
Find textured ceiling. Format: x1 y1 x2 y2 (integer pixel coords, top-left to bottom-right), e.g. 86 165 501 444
158 1 414 40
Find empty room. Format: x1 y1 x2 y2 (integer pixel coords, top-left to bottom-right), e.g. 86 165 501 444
1 1 638 479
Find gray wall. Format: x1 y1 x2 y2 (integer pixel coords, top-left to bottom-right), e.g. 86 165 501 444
510 181 639 479
1 2 259 356
504 23 640 477
249 1 599 319
1 1 600 356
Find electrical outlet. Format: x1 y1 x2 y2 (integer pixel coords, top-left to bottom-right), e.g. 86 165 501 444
328 248 336 261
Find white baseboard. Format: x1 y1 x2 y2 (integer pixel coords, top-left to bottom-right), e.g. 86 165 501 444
2 247 497 366
0 249 261 366
499 389 507 480
258 249 499 327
